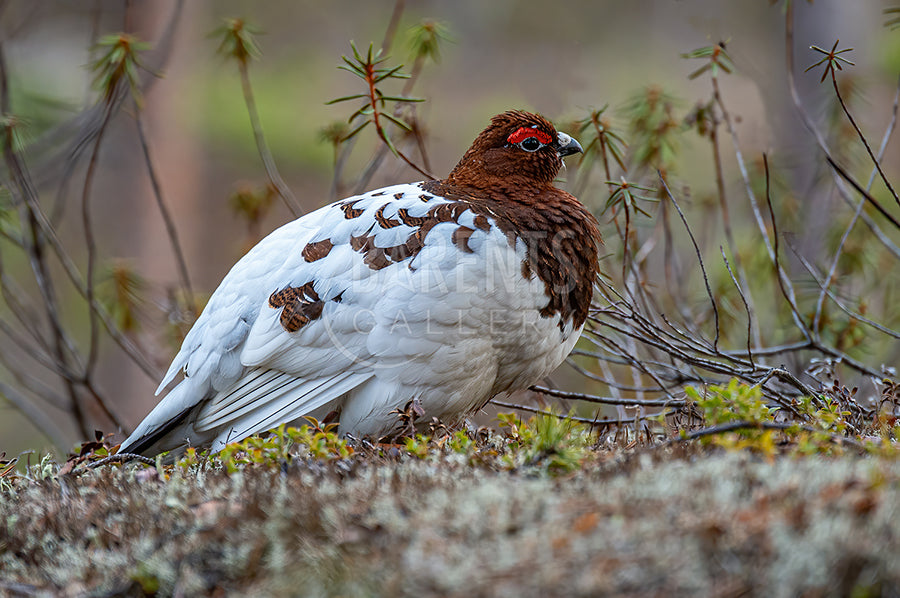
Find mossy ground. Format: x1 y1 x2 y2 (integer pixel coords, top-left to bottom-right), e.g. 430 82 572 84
2 442 900 597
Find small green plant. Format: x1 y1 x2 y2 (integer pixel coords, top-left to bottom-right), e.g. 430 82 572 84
403 433 432 459
174 446 205 474
326 41 429 175
497 411 592 475
215 421 353 473
91 33 151 105
291 419 354 460
97 260 147 334
622 85 682 174
683 379 885 456
211 17 262 65
446 429 475 455
682 41 734 80
573 106 627 191
686 380 783 455
687 379 777 427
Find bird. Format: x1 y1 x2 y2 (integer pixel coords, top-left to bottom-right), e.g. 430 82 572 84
118 110 601 457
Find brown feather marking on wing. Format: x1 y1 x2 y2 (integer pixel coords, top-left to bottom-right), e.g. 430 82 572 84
340 200 365 219
347 200 472 270
268 282 325 333
301 238 333 262
375 204 402 228
452 226 475 253
396 208 430 227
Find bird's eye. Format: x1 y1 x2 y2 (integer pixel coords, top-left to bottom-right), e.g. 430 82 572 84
519 137 542 152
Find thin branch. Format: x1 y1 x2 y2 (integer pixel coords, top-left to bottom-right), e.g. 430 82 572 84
0 317 72 380
0 347 69 411
814 77 900 332
134 106 196 315
530 385 687 408
761 154 811 341
0 42 88 437
237 60 302 217
363 61 435 181
783 4 900 260
828 66 900 208
0 380 71 451
490 399 671 427
825 155 900 231
787 240 900 341
720 247 754 367
720 341 812 358
711 76 760 349
4 173 160 380
659 172 720 350
87 452 156 468
80 97 117 377
379 0 406 55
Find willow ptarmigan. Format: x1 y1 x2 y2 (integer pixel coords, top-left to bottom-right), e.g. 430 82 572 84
119 110 601 456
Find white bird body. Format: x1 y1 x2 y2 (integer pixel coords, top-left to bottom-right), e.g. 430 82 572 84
120 111 600 456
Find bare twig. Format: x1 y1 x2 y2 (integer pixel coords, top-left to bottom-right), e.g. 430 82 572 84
659 173 720 350
761 154 811 341
814 77 900 332
134 106 196 315
80 98 117 377
0 42 89 437
826 59 900 208
710 75 760 349
236 60 302 217
0 380 71 450
379 0 406 55
87 452 156 468
530 385 687 408
490 399 671 427
788 240 900 341
825 156 900 231
720 247 754 367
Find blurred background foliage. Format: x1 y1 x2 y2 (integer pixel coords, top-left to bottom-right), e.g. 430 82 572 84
0 0 899 457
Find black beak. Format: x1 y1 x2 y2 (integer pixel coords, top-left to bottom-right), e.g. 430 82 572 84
556 132 583 157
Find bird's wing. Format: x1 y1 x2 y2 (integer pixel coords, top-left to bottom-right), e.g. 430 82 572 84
122 182 498 453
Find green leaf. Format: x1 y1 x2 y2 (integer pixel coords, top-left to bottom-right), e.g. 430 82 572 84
324 94 367 105
382 112 413 131
342 120 370 141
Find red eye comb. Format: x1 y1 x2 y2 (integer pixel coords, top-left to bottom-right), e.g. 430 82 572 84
507 127 552 145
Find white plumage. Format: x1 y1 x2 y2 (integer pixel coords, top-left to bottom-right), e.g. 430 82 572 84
121 184 578 455
119 110 600 456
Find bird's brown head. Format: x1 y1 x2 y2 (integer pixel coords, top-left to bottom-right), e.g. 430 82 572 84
444 110 582 191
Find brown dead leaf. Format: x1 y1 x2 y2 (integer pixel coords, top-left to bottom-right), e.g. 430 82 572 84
573 511 599 534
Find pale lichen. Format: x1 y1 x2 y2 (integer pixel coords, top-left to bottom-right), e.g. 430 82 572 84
2 451 900 596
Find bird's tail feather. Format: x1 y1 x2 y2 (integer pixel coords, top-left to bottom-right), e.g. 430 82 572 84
117 377 208 457
121 367 373 458
206 370 368 451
